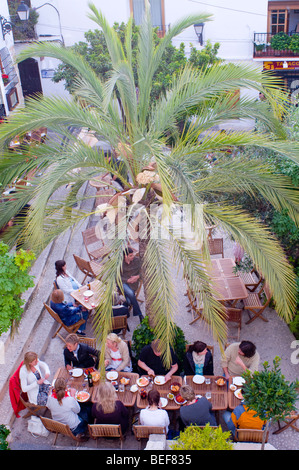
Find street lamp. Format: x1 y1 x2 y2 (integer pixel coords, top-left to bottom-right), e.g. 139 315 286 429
17 1 64 45
194 23 204 46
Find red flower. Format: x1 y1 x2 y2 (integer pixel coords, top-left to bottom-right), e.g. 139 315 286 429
2 74 8 79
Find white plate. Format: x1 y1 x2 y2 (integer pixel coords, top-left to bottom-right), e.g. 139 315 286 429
160 397 168 408
154 376 166 385
84 290 94 297
71 368 83 377
234 388 244 400
75 391 90 402
137 377 149 387
106 371 118 381
130 384 138 392
192 375 205 384
174 396 187 405
195 394 202 399
233 376 245 386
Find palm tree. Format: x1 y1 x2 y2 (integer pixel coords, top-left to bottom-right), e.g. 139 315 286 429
0 1 298 371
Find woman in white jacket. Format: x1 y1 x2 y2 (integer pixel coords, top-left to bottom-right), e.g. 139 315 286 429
19 352 51 405
55 259 82 304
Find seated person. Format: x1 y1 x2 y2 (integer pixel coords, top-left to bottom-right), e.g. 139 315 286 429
137 339 178 382
47 377 90 441
183 341 214 376
91 382 129 434
120 248 143 322
221 341 260 379
63 334 100 370
50 289 88 335
112 290 130 318
19 351 51 406
223 394 266 435
178 384 217 430
104 333 132 372
140 389 170 433
55 259 82 304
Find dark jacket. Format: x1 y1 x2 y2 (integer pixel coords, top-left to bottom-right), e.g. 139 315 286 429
64 343 100 369
50 301 84 327
183 348 214 376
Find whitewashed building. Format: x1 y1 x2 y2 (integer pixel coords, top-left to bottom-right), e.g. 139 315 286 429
0 1 24 118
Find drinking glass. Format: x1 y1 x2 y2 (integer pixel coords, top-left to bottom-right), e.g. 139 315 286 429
205 377 211 385
119 383 125 392
206 391 211 400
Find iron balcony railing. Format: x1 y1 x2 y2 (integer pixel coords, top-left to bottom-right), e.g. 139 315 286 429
253 32 299 58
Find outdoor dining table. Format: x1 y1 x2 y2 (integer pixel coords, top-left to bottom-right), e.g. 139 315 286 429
90 371 139 408
54 366 90 393
136 375 183 411
71 279 102 311
228 377 245 410
211 275 248 307
206 258 237 278
184 376 228 411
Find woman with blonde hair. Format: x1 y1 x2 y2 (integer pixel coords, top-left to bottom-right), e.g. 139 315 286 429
46 377 90 440
91 382 129 434
19 352 51 405
104 333 132 372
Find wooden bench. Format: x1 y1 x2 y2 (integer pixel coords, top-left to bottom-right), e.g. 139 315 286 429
239 268 263 292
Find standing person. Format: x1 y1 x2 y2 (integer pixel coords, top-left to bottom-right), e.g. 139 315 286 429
50 289 88 335
183 341 214 376
55 259 82 304
47 377 90 441
91 382 129 434
178 384 217 430
221 341 260 379
140 389 170 433
120 248 144 322
104 333 132 372
63 334 100 370
19 352 51 405
137 339 178 381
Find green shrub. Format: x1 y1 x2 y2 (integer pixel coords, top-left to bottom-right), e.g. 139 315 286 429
270 32 291 50
0 425 10 450
170 424 233 450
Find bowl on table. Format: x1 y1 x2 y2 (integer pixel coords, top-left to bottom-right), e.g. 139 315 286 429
215 376 227 387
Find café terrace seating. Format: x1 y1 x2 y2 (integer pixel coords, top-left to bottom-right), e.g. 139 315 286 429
43 303 86 343
88 424 124 449
133 425 167 450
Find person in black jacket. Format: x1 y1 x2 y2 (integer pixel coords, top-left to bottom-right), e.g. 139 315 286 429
183 341 214 376
64 334 100 370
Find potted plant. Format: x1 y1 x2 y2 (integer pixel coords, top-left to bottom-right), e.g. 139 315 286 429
1 74 9 85
242 356 299 450
270 32 291 52
0 425 11 450
290 34 299 54
170 424 233 450
0 242 35 336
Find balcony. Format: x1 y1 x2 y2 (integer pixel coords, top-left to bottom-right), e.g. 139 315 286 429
253 32 299 59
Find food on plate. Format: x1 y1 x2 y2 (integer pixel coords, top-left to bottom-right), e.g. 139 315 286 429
91 371 100 382
170 384 180 393
154 376 165 385
130 384 138 392
174 394 185 404
167 393 174 400
84 367 95 375
234 389 243 400
140 388 147 399
137 377 149 387
216 378 226 387
76 391 90 402
120 377 130 385
230 384 237 392
106 371 118 380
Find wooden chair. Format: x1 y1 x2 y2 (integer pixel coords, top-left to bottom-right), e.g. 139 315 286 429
223 308 242 341
133 425 166 450
110 315 127 338
234 427 269 443
79 336 97 349
82 226 109 261
73 254 102 283
19 393 47 419
239 268 263 292
88 424 124 449
272 412 299 435
208 238 224 258
40 416 83 447
43 303 85 342
243 283 272 325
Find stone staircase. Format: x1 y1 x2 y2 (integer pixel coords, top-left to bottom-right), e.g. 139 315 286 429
0 172 97 426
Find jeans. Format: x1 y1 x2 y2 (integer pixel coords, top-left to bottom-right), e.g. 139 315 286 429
123 283 142 317
222 410 236 434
